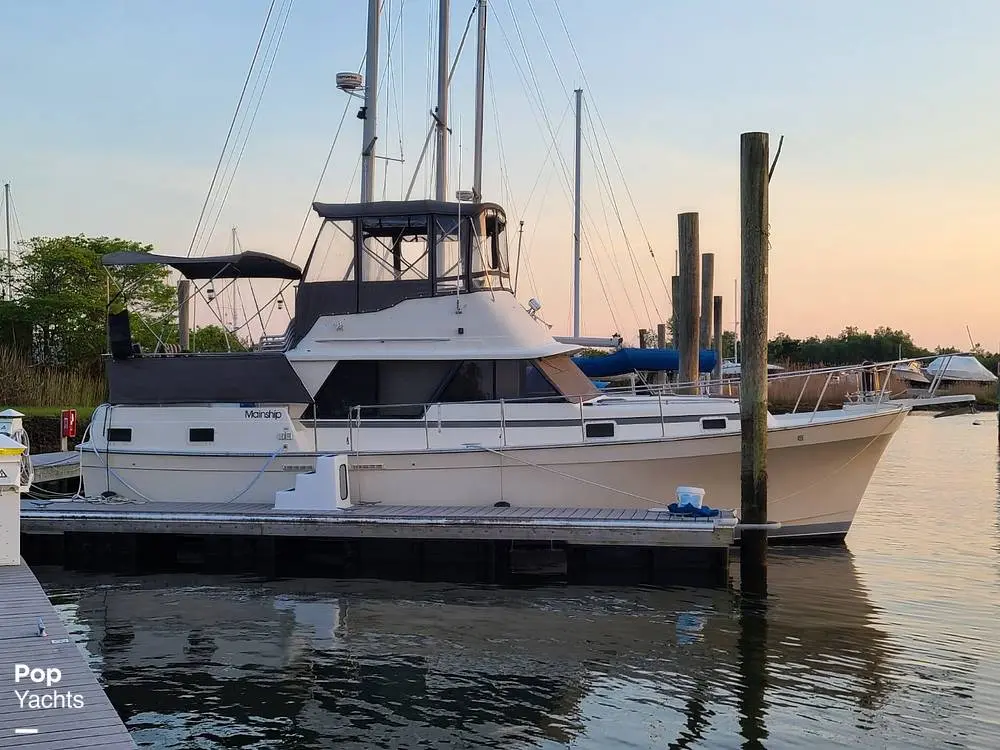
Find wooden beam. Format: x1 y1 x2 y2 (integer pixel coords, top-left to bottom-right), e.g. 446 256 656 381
740 131 770 595
677 213 700 393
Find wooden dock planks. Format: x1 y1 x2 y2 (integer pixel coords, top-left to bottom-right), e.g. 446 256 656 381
0 562 134 748
20 499 735 548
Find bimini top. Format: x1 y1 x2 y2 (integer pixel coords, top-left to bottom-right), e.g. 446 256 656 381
312 199 505 221
101 250 302 280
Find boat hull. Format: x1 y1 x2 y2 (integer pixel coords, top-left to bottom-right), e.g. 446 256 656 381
80 408 906 542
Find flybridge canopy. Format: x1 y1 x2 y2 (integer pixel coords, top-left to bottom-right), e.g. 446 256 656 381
101 251 302 280
312 199 505 221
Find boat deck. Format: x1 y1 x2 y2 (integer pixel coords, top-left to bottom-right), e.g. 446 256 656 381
0 562 135 748
20 499 736 548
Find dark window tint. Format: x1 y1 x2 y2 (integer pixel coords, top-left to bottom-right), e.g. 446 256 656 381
585 422 615 438
107 427 132 442
189 428 215 442
439 361 494 402
701 418 727 430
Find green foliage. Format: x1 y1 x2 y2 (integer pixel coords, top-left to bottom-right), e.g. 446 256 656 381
131 322 247 353
767 326 933 366
0 235 175 369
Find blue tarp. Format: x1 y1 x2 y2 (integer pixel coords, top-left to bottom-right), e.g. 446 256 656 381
573 348 718 377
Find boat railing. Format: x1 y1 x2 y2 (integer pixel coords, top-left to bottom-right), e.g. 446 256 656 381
341 355 965 450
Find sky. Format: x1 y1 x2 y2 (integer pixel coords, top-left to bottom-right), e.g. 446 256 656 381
2 0 998 350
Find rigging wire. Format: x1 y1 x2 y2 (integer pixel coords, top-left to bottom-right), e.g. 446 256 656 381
522 1 661 324
551 0 671 304
196 0 293 257
186 0 278 258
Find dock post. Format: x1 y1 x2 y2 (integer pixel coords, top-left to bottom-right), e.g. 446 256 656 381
677 213 700 394
740 132 770 595
638 328 648 348
713 295 723 388
670 275 680 346
700 252 715 349
178 279 192 351
0 435 24 565
657 323 666 349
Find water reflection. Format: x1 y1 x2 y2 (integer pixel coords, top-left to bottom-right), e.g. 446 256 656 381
37 547 893 749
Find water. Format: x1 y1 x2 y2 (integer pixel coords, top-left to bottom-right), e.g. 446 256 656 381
34 412 1000 748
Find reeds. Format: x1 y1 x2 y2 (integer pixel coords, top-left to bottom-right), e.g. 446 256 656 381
0 347 106 409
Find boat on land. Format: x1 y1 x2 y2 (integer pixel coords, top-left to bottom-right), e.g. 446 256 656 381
78 1 912 542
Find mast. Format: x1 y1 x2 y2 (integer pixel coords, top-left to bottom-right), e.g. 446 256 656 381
572 89 583 338
359 0 381 203
3 183 10 299
472 0 487 201
434 0 450 201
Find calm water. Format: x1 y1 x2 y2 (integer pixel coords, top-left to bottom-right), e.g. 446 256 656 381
34 412 1000 749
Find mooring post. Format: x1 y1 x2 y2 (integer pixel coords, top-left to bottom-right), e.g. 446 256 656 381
713 295 723 388
740 132 769 595
638 328 648 349
700 252 715 349
177 279 192 351
670 275 680 347
677 213 700 394
657 323 666 349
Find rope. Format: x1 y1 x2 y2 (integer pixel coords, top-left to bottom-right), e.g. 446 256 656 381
470 444 666 505
767 409 903 506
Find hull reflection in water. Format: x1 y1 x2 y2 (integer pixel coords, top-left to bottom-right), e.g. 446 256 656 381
36 549 899 749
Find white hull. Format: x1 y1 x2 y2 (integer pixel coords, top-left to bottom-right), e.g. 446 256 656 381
80 407 906 541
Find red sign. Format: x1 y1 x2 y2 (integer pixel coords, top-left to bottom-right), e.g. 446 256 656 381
60 409 77 439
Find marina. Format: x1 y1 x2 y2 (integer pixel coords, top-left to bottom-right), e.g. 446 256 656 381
1 0 998 747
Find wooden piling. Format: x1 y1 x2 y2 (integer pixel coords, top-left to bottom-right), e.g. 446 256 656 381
670 275 680 346
740 132 769 595
713 295 723 386
178 279 192 351
638 328 648 349
677 213 700 393
656 323 666 349
700 252 715 349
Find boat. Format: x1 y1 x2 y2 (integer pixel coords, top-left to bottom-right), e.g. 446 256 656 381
78 1 911 542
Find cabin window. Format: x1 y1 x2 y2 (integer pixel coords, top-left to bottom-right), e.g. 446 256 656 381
585 422 615 438
310 360 378 420
376 361 453 417
535 355 600 401
304 219 355 282
189 428 215 443
469 210 511 291
308 360 453 419
434 216 464 293
701 417 728 430
107 427 132 442
360 216 429 282
439 361 494 402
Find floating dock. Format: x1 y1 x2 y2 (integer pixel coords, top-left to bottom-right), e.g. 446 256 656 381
0 561 135 748
29 452 79 486
20 500 736 586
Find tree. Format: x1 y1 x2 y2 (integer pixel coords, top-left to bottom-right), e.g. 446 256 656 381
0 236 175 369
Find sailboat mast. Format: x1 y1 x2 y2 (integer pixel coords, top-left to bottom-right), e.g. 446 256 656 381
572 89 583 338
472 0 487 201
435 0 450 201
359 0 381 203
3 183 10 299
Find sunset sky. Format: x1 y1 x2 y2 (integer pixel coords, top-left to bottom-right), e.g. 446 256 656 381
2 1 997 350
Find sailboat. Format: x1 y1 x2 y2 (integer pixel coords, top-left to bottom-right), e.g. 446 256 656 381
81 0 911 541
